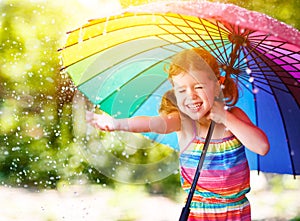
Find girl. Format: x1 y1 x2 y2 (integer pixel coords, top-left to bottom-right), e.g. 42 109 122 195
86 48 269 220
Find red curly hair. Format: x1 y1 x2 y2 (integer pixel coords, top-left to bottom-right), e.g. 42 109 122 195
166 48 239 106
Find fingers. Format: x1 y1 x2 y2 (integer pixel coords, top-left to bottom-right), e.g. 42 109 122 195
85 110 95 123
85 110 114 131
86 111 99 128
208 101 227 124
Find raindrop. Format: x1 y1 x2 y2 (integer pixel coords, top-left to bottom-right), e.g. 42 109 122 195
46 77 54 83
246 68 251 74
78 27 83 43
252 88 259 94
12 147 20 151
248 77 254 83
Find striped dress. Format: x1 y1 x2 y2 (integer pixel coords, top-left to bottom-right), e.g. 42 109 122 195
179 135 251 221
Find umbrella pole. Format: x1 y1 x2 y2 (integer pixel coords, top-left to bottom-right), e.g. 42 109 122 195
179 121 216 221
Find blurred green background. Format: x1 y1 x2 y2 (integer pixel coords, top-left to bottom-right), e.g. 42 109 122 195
0 0 300 220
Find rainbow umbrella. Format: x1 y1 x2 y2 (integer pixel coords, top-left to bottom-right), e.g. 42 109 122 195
59 1 300 176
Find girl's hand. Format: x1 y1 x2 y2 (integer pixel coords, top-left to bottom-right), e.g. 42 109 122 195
86 110 115 131
208 101 227 124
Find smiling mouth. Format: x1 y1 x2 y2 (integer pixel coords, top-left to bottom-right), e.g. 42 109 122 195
187 102 203 111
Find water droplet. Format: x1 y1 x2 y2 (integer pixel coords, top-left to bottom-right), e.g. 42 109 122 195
252 88 259 94
246 68 251 74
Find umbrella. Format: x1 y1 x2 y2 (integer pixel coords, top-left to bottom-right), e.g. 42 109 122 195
59 1 300 177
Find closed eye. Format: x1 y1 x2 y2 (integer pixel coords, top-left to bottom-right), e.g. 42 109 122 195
195 85 204 89
174 87 186 93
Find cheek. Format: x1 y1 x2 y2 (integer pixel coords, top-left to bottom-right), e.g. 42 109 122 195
174 93 185 108
207 91 216 107
199 90 215 105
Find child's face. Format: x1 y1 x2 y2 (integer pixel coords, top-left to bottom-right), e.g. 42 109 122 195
172 70 217 121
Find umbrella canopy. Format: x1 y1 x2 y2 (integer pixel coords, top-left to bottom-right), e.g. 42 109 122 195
59 1 300 176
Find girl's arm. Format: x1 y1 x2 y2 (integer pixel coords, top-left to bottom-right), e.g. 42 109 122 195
210 102 270 156
86 110 181 134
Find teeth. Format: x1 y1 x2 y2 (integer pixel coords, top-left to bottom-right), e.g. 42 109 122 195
187 103 201 110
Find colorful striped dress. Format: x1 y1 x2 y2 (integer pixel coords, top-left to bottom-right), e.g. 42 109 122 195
179 135 251 221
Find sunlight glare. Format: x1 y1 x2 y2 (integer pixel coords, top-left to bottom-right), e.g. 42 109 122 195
76 0 122 18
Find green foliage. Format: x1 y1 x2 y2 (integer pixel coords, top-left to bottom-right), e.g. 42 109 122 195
0 0 112 189
220 0 300 30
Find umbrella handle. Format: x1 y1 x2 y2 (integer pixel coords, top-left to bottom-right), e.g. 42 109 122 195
179 121 216 221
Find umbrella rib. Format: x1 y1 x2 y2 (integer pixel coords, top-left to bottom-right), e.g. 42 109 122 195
250 70 300 79
129 80 167 117
237 78 256 94
245 74 300 88
152 14 217 48
59 15 122 50
249 37 297 55
60 34 170 70
240 44 298 175
73 15 244 85
98 57 172 106
76 38 180 85
155 14 232 65
248 61 300 77
233 33 270 71
213 20 231 66
243 48 282 95
62 16 217 69
256 54 300 110
238 75 272 95
60 13 220 52
239 74 294 95
248 48 300 100
197 18 231 66
245 48 298 176
159 14 203 48
236 37 300 97
246 36 300 67
253 41 295 58
163 14 231 66
270 50 300 62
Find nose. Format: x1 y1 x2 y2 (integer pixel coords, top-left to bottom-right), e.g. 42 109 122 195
186 88 198 99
